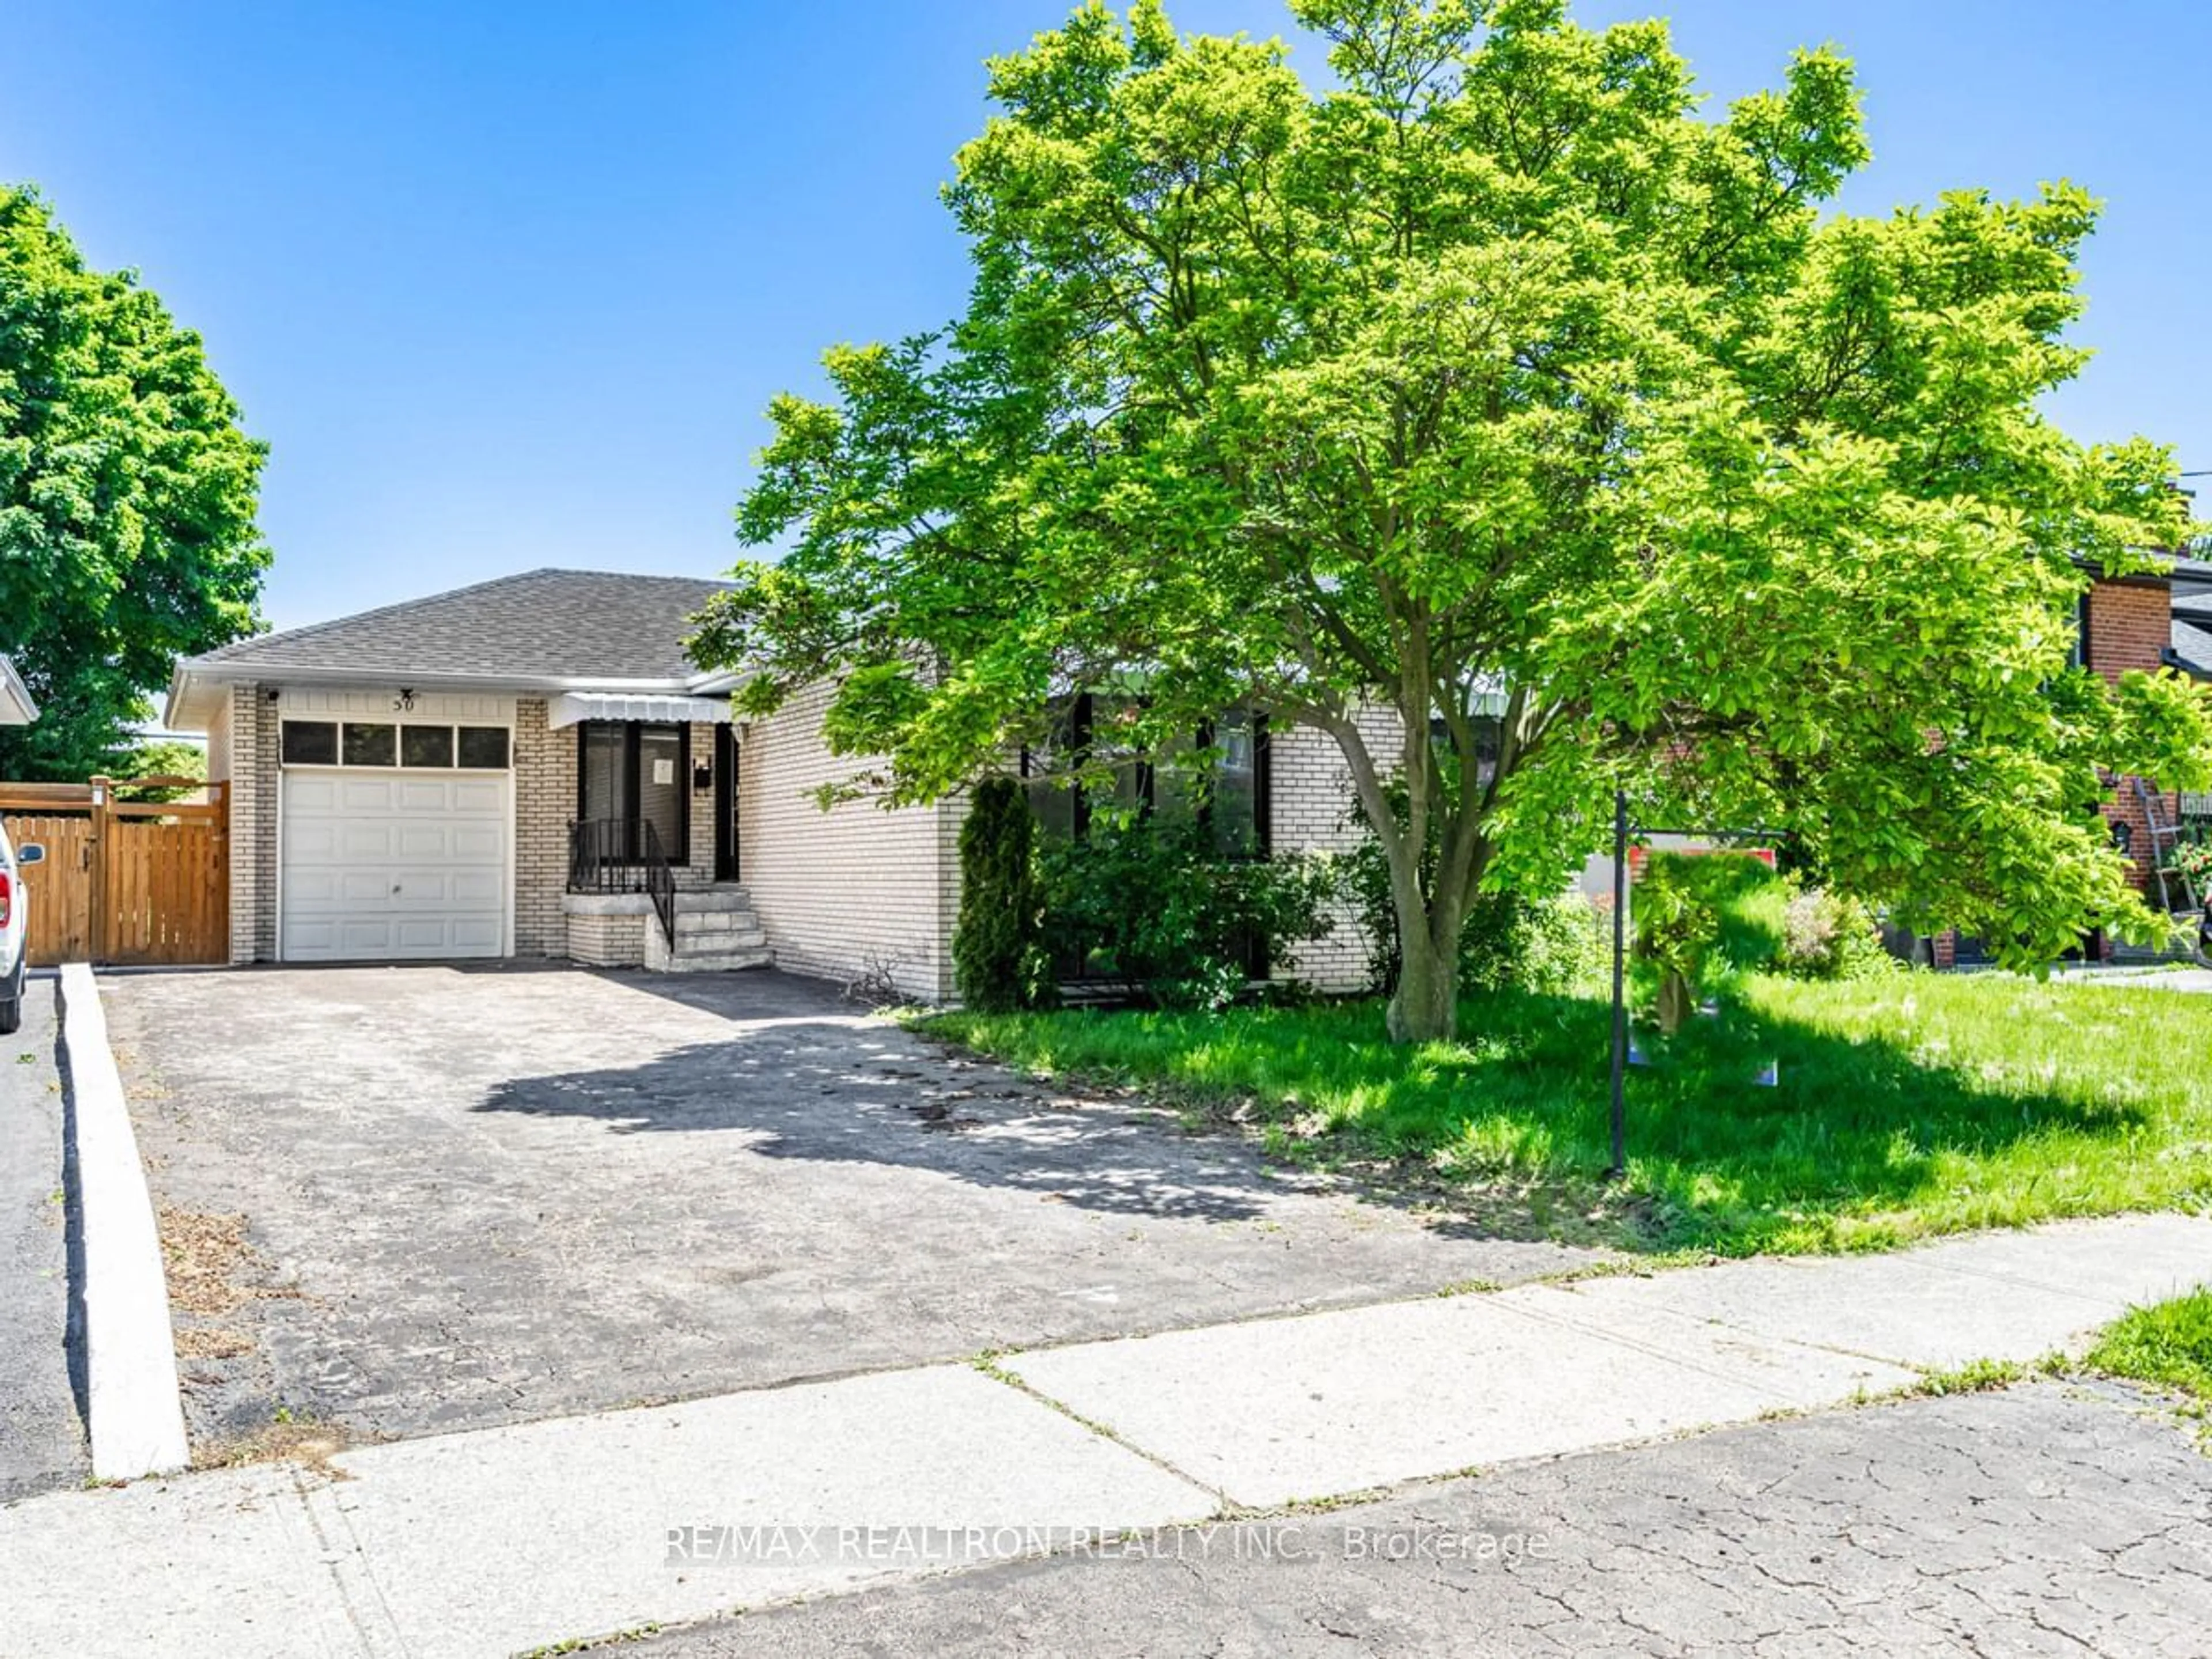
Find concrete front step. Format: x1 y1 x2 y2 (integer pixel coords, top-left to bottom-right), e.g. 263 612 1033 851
675 910 762 934
656 945 774 974
645 897 772 971
675 931 767 955
671 888 753 914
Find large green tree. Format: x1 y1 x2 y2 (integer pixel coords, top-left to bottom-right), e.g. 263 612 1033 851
695 0 2212 1041
0 186 268 779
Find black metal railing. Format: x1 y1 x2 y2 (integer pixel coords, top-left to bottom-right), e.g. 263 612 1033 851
568 817 677 950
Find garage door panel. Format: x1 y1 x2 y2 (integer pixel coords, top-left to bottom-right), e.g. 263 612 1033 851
450 870 503 904
340 778 404 812
447 916 503 952
396 779 455 811
285 821 343 862
286 777 341 814
338 919 397 954
281 770 510 961
339 823 399 860
340 870 399 904
285 919 341 956
452 825 502 859
452 779 505 813
396 825 452 858
388 872 467 906
283 871 343 906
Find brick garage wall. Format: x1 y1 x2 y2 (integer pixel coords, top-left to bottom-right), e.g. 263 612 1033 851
1269 706 1405 994
738 680 958 1001
513 698 576 956
225 683 279 963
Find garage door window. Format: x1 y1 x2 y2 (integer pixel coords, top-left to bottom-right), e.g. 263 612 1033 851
400 725 454 768
457 726 509 769
282 720 511 771
281 721 339 765
343 723 399 766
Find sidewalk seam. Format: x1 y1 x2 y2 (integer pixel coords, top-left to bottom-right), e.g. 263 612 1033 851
292 1467 407 1658
971 1355 1232 1516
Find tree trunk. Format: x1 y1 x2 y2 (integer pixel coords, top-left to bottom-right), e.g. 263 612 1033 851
1387 900 1459 1043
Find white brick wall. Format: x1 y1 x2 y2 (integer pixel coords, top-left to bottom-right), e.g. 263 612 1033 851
681 722 718 891
1269 706 1404 994
726 695 1398 1003
737 680 960 1001
225 683 279 964
513 698 575 957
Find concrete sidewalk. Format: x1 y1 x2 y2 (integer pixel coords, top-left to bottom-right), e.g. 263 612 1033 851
2 1213 2207 1659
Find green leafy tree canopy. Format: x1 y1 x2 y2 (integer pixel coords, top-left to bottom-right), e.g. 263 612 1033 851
0 186 269 779
694 0 2212 1041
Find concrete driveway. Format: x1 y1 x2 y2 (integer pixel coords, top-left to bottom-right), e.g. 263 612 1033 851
105 966 1600 1449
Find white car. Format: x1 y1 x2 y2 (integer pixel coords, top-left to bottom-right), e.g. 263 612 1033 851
0 820 47 1035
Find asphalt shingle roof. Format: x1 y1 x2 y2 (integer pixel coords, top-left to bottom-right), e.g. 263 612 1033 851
2174 615 2212 676
187 569 733 684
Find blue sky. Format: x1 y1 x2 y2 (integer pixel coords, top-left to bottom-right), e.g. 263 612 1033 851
6 1 2207 632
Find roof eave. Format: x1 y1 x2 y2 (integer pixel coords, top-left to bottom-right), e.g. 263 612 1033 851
163 660 718 733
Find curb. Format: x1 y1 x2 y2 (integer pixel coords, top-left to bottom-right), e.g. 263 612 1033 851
57 963 189 1480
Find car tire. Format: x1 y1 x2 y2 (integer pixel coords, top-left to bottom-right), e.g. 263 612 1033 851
0 958 20 1035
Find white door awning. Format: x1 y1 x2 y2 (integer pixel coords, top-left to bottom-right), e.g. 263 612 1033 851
548 692 732 730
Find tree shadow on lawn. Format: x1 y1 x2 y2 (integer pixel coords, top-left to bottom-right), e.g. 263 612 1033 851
923 980 2188 1256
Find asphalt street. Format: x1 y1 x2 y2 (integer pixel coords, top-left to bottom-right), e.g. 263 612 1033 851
635 1381 2212 1658
0 972 86 1502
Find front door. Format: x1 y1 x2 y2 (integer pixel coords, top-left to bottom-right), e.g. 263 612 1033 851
714 724 740 882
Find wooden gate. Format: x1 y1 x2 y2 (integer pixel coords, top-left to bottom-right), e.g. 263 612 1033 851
0 776 229 967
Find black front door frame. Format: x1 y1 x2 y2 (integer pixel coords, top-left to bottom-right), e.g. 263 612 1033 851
714 723 740 882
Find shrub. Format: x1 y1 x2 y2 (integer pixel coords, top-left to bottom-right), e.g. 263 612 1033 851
1460 888 1609 997
1778 884 1894 982
952 777 1051 1012
1037 813 1335 1010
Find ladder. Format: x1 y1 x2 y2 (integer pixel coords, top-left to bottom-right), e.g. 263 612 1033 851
2129 775 2201 915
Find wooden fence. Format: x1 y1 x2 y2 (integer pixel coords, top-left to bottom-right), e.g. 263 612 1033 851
0 776 229 967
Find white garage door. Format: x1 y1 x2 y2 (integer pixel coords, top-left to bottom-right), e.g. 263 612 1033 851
280 771 510 961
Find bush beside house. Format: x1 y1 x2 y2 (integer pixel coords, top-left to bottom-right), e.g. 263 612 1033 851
951 777 1050 1012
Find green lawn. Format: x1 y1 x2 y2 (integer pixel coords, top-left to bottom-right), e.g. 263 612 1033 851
919 973 2212 1256
2085 1290 2212 1403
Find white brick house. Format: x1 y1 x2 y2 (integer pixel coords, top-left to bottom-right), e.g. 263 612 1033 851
165 568 1380 1000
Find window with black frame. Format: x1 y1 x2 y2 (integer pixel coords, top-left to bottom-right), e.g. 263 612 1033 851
1020 695 1269 855
1021 695 1273 982
576 721 689 866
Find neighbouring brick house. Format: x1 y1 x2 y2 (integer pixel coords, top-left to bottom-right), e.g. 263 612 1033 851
1927 558 2206 967
164 568 1388 1000
2169 553 2212 858
2081 559 2208 926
